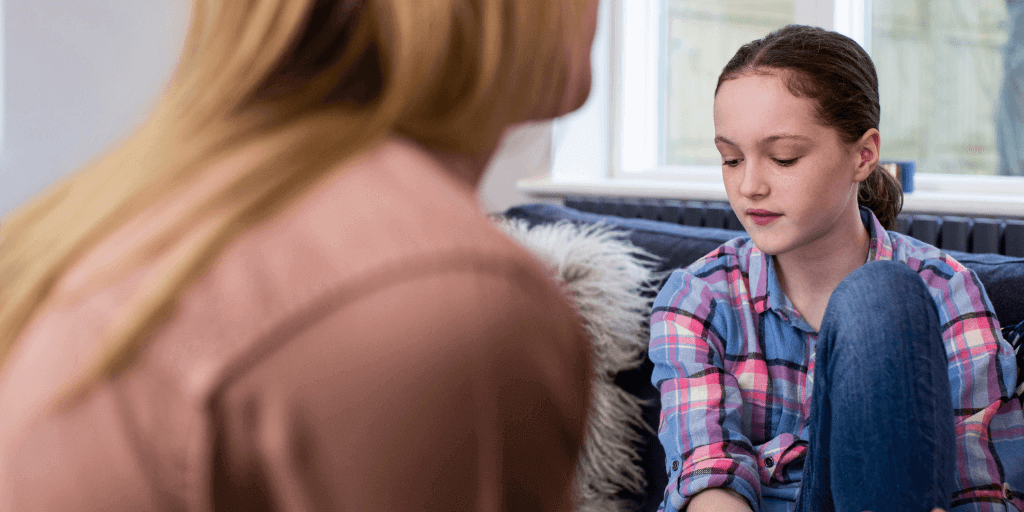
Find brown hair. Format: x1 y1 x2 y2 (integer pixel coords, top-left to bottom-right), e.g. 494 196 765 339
715 24 902 229
0 0 591 403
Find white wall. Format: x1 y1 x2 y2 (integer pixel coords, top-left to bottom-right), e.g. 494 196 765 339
0 0 187 215
0 0 545 216
478 122 557 213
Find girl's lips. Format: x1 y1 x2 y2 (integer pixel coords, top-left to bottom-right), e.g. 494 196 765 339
747 210 782 226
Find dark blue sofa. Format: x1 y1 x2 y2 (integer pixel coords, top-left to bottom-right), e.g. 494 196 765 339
503 202 1024 512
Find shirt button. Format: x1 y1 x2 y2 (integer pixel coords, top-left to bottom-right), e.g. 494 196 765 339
672 460 679 471
765 457 775 468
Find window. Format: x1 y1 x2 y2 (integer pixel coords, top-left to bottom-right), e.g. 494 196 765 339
872 0 1006 176
524 0 1024 217
663 0 1008 176
665 1 796 167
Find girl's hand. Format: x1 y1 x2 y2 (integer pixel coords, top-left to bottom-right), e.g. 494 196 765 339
687 488 752 512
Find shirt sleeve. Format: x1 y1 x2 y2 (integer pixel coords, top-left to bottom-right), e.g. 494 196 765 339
209 260 591 512
928 261 1024 512
649 268 761 512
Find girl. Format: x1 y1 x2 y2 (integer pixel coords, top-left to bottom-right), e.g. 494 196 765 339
0 0 597 510
650 25 1024 512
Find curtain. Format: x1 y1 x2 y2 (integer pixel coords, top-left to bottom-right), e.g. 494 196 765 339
997 0 1024 175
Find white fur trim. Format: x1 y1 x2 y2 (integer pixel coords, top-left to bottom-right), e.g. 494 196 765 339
495 218 660 511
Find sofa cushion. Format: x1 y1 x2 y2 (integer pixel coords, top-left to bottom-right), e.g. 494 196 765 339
503 203 739 281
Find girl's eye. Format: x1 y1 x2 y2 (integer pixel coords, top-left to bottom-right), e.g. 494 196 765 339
774 158 799 167
722 159 741 168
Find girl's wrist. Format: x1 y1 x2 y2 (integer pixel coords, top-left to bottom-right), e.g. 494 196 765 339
687 487 753 512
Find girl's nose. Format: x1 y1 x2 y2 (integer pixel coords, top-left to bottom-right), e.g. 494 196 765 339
738 161 770 199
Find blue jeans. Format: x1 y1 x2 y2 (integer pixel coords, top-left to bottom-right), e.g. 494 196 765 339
794 261 956 512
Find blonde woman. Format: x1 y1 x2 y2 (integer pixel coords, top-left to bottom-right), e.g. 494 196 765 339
0 0 599 510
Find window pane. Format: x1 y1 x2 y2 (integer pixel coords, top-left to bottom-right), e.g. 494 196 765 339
872 0 1008 175
664 1 795 166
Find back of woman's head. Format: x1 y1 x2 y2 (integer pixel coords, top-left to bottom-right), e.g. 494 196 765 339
716 24 902 229
0 0 592 398
177 0 590 152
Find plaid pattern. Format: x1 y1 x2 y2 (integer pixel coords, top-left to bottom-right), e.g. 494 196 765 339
650 209 1024 512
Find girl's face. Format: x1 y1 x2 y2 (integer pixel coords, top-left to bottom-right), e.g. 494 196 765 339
713 72 876 258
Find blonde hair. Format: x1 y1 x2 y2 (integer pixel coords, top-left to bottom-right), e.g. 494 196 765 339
0 0 589 402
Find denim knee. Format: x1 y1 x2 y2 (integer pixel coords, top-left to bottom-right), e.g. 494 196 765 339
830 260 933 311
820 260 940 351
812 260 956 512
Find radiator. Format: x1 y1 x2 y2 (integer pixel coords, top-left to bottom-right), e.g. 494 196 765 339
563 196 1024 257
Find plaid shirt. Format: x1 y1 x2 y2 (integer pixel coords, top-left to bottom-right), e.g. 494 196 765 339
650 209 1024 512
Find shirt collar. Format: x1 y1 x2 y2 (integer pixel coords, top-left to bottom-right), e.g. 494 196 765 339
862 206 894 263
751 206 892 323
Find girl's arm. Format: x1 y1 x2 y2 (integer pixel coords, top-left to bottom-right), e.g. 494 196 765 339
926 261 1024 512
650 269 761 512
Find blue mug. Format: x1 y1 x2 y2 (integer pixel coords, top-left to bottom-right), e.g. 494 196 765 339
879 160 915 193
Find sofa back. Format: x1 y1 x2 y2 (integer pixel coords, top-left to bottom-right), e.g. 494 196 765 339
506 203 1024 330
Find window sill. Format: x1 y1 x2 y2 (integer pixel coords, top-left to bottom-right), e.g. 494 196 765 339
517 176 1024 218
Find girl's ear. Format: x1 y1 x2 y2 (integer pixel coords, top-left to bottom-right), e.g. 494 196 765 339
853 128 881 182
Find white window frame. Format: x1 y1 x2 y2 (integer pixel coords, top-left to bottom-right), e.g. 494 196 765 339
519 0 1024 218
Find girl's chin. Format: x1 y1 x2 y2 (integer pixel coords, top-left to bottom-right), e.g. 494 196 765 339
748 234 792 257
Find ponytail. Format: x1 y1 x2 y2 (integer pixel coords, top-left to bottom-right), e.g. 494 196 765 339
857 165 903 230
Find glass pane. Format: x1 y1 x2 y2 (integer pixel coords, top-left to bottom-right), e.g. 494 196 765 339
873 0 1007 175
664 0 795 166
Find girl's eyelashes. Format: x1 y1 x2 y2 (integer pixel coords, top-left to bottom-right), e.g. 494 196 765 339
720 157 799 167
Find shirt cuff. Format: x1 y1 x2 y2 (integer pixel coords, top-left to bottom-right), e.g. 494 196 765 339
665 456 761 512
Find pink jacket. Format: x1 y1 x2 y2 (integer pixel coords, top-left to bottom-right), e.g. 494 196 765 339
0 139 590 511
